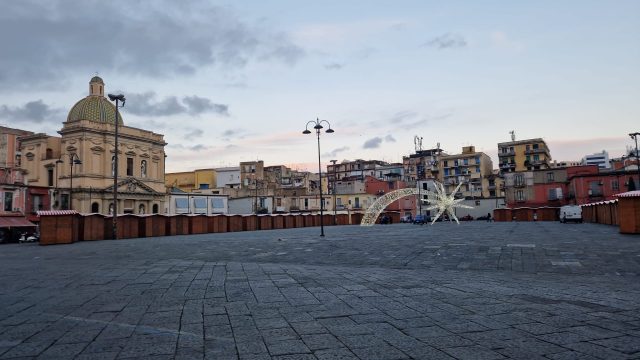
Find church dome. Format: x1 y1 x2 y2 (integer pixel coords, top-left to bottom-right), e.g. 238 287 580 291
66 76 124 125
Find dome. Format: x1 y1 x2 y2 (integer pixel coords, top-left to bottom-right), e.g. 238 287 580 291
67 96 124 125
90 76 104 84
66 76 124 125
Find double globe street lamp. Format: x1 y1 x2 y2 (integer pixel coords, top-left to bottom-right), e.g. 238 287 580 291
108 93 125 239
303 118 334 237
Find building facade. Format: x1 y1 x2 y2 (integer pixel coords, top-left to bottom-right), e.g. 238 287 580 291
19 76 167 215
498 138 551 173
439 146 493 197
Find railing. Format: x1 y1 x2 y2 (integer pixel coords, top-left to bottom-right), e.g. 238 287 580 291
499 150 516 156
525 148 547 155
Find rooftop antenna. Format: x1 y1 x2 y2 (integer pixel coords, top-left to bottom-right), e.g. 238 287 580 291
509 130 516 141
414 135 423 152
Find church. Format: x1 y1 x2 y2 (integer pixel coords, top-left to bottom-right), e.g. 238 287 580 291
19 76 167 214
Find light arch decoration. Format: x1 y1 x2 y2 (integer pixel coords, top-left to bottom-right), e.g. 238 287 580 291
360 188 419 226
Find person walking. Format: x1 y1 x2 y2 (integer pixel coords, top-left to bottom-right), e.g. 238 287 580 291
486 212 492 222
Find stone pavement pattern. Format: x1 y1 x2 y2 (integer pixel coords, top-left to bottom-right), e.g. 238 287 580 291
0 222 639 359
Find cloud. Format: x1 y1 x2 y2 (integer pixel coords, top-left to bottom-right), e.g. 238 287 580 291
190 144 207 152
424 33 467 49
324 62 344 70
0 1 305 90
220 128 249 141
363 137 383 149
123 92 228 117
0 100 62 123
385 135 396 142
184 128 204 140
183 96 229 116
324 146 350 158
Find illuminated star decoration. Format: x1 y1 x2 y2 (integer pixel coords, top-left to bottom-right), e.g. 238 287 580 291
423 181 473 225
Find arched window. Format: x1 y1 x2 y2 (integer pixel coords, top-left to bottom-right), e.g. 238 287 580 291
141 160 147 178
111 156 116 176
139 204 145 214
91 202 99 213
46 148 53 159
152 204 159 214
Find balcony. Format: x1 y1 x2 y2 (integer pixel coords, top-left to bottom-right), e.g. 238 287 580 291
500 163 516 169
525 148 548 155
499 150 516 156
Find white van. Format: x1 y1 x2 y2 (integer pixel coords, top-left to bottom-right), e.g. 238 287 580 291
560 205 582 223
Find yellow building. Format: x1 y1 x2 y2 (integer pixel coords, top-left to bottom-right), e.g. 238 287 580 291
439 146 493 197
20 76 166 214
165 168 216 192
497 138 551 173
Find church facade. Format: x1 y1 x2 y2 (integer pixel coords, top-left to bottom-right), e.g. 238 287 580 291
20 76 167 214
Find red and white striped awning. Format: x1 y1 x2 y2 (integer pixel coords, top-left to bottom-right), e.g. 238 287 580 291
36 210 79 216
615 190 640 198
581 199 618 207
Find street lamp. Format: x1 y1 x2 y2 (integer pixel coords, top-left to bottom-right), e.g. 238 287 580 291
66 153 82 211
630 132 640 189
54 158 63 209
108 93 125 240
303 118 334 237
330 159 337 225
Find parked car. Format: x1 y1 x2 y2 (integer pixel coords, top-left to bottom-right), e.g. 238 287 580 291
460 214 474 221
400 215 413 223
476 214 490 221
560 205 582 223
413 215 426 224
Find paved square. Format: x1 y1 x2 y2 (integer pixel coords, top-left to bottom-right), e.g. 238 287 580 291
1 222 639 359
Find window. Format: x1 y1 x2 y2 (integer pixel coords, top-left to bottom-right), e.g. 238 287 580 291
46 148 53 159
32 195 43 212
126 157 133 176
199 184 209 189
194 198 207 213
140 160 147 178
526 145 530 151
60 194 69 210
533 155 539 161
111 156 116 176
211 198 224 209
3 192 13 211
91 202 99 213
463 159 468 165
547 172 554 182
48 168 54 186
475 166 480 173
514 174 525 186
175 198 189 213
515 190 525 201
612 179 619 191
152 204 159 214
533 143 539 149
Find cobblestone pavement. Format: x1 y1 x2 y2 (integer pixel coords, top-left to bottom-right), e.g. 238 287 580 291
1 222 639 359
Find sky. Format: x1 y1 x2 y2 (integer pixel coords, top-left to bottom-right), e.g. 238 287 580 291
1 0 639 172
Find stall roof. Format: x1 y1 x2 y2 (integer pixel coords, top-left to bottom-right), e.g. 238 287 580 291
0 216 36 228
615 190 640 198
36 210 79 216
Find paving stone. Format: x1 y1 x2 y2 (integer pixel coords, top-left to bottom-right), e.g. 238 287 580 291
301 334 343 351
442 345 506 360
314 348 358 360
0 224 639 359
267 339 311 356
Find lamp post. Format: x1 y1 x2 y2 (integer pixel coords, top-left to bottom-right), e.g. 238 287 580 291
67 153 82 211
330 159 337 225
54 158 63 209
303 118 334 237
108 93 125 240
630 132 640 189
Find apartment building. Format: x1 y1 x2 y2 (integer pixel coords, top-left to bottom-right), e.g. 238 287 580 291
402 148 444 183
582 150 610 169
498 138 551 173
327 159 389 182
439 146 493 197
